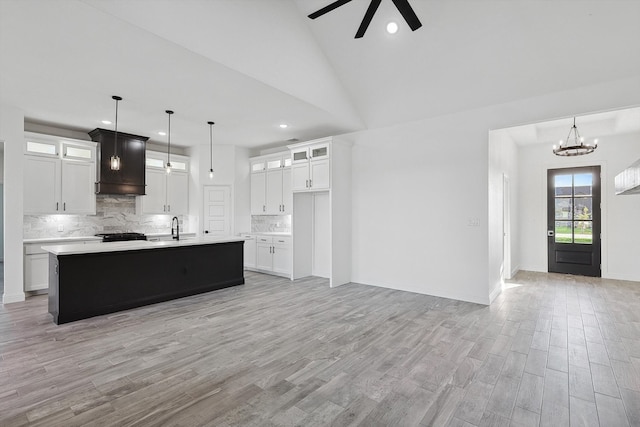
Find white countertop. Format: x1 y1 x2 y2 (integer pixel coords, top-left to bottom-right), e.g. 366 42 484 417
24 236 103 244
41 235 245 256
240 232 292 236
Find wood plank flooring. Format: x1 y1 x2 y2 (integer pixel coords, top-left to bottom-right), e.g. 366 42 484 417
1 270 640 426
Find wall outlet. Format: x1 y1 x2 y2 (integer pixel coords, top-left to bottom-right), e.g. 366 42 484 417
57 224 64 232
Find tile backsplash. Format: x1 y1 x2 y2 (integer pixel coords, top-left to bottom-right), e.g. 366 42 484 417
23 195 189 239
251 215 291 233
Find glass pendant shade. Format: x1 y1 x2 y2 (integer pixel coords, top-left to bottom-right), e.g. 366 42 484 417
110 155 121 171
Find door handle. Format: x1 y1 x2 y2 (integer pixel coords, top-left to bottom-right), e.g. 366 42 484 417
547 230 555 237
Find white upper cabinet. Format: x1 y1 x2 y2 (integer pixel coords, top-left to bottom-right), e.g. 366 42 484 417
289 139 331 192
251 172 266 215
250 152 292 215
23 133 97 215
24 156 61 213
137 151 189 215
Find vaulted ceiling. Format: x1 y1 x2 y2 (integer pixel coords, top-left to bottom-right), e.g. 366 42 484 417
1 0 638 149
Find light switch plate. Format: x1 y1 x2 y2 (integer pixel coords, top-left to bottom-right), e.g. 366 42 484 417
57 224 64 232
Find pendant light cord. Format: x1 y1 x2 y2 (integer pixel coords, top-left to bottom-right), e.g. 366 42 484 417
208 121 215 171
112 95 122 158
114 99 118 157
166 110 174 167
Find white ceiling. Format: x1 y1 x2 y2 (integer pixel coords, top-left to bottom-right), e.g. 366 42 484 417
1 0 639 149
504 107 640 146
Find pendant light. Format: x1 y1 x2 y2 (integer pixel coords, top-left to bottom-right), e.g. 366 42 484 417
553 117 598 157
208 121 215 179
110 95 122 170
165 110 174 174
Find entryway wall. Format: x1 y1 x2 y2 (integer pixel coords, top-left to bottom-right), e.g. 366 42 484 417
518 131 640 282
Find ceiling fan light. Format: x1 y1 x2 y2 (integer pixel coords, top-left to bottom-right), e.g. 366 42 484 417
387 22 399 34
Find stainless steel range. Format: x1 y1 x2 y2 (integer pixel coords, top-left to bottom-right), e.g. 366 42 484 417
95 232 147 242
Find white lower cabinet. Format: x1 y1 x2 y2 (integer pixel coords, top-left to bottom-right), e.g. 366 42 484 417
24 252 49 292
246 235 291 278
242 234 257 269
24 238 101 292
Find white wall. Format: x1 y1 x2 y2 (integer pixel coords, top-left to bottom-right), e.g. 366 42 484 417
0 146 4 261
0 104 25 303
350 75 640 305
234 146 251 234
351 112 490 304
488 129 519 301
189 143 250 235
518 132 640 281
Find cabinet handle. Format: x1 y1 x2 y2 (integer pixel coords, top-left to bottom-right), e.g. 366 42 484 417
56 202 59 211
63 202 66 211
263 205 265 212
168 205 171 212
163 205 166 212
309 179 312 188
305 179 309 188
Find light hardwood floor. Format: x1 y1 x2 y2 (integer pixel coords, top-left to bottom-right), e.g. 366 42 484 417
1 270 640 426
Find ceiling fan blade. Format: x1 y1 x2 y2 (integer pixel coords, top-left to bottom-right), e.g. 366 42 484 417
355 0 382 38
308 0 353 19
391 0 422 31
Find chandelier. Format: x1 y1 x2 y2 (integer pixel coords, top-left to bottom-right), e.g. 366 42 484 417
553 117 598 156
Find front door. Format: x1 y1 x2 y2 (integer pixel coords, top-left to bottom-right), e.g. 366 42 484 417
547 166 601 277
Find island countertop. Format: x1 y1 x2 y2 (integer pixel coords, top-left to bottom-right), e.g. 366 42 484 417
42 235 245 256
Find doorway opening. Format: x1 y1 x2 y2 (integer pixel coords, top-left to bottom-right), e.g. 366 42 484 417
547 166 601 277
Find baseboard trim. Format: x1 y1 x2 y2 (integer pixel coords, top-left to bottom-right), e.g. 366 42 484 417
3 292 26 304
489 284 502 304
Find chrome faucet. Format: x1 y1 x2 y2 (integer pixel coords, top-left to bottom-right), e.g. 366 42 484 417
171 216 180 240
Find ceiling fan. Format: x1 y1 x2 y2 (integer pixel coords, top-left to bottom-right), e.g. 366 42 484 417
308 0 422 39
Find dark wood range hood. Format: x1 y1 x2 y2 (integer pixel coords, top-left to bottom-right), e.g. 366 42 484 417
89 128 148 195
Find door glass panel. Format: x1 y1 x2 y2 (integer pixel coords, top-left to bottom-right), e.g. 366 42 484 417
251 162 264 172
555 199 572 220
553 171 594 245
267 159 281 169
574 198 593 220
64 145 92 159
171 160 187 171
26 141 57 155
146 158 165 168
283 157 292 167
554 175 572 196
574 173 593 196
311 146 327 158
293 151 308 161
574 221 593 244
555 221 573 243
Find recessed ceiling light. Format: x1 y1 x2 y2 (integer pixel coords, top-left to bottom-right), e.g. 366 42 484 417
387 22 399 34
158 131 166 136
279 124 288 129
102 120 112 125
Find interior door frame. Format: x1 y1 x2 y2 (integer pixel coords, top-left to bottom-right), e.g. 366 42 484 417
202 184 234 236
547 165 602 277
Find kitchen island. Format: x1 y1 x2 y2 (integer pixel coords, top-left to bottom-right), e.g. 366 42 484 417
42 236 245 324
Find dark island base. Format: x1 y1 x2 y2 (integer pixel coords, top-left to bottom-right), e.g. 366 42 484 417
48 241 244 324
